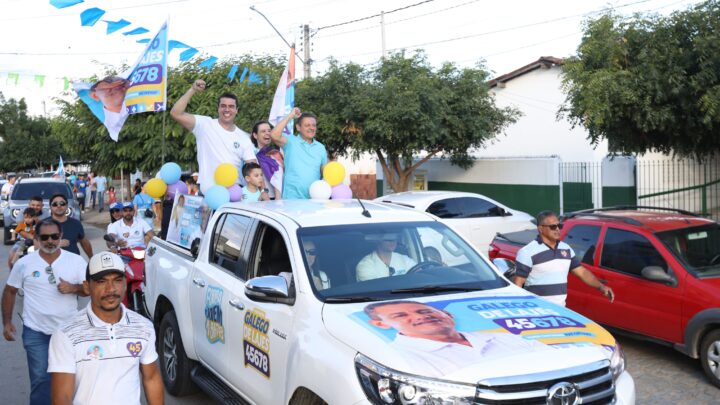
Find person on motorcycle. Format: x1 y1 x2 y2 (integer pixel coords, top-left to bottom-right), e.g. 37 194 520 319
106 202 154 250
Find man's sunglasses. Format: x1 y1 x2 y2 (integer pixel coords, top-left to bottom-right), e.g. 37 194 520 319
45 266 56 285
540 223 564 230
39 233 61 241
51 201 67 207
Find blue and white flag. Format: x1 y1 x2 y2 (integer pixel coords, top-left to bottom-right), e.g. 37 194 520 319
268 47 295 136
55 156 65 177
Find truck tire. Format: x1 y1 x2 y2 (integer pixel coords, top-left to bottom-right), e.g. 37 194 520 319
159 311 199 396
3 226 12 246
700 329 720 388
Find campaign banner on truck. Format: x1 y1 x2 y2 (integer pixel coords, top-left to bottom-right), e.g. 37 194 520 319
73 20 168 141
166 193 211 249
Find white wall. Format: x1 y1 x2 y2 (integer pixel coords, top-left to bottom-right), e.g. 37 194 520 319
480 66 609 162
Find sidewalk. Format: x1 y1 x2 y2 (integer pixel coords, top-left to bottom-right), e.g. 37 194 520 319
81 206 111 229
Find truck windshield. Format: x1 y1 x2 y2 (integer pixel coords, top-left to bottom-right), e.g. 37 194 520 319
11 182 72 201
657 223 720 275
297 221 507 301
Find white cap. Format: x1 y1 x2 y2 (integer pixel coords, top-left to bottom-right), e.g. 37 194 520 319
87 252 125 281
191 172 199 177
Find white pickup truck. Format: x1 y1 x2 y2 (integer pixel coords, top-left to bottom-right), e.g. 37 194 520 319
144 200 636 405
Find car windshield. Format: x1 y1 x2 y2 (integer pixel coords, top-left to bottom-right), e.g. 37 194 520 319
657 223 720 275
11 182 71 201
297 221 507 302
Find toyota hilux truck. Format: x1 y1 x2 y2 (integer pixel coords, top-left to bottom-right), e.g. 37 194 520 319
144 200 635 404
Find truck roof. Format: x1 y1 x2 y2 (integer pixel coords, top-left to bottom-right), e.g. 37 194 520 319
224 199 438 227
564 209 715 233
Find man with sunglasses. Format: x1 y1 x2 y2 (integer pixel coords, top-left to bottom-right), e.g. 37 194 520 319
106 202 154 249
513 210 614 307
2 218 87 405
49 194 93 259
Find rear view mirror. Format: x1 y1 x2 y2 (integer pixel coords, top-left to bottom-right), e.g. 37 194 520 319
641 266 676 286
493 258 516 280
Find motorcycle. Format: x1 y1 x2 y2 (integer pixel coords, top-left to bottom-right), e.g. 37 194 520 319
103 234 149 318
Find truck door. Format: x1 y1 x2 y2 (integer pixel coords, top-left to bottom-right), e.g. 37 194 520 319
225 219 296 404
189 213 253 378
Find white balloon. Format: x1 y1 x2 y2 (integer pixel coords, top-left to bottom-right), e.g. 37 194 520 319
309 180 332 199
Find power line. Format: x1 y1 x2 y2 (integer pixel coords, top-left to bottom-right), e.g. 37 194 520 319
315 0 436 31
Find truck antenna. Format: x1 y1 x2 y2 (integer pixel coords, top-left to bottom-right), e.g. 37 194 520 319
356 198 371 218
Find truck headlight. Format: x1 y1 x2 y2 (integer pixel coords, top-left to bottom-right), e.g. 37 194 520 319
355 353 476 404
11 208 20 218
610 343 626 382
65 207 73 217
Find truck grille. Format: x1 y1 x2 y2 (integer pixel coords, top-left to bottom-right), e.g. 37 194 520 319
475 360 615 405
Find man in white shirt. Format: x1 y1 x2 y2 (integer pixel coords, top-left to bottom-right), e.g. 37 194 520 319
107 202 154 249
170 79 257 193
48 252 163 405
364 301 550 378
2 218 87 405
356 233 417 281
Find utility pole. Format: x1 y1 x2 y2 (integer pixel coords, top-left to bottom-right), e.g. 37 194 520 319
380 11 386 59
303 24 312 79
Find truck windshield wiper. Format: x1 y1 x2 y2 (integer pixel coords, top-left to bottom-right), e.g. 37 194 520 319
324 296 382 303
390 285 482 294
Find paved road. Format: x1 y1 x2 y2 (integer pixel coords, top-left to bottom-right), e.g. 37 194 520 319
1 222 719 404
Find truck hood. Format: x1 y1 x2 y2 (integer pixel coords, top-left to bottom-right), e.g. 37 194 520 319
322 292 616 383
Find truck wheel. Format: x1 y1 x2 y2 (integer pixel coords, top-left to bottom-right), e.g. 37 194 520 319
3 227 12 246
159 311 199 396
700 329 720 388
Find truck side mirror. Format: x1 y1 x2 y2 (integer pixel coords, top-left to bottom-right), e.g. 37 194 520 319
245 275 294 304
190 238 201 259
641 266 677 287
492 258 516 280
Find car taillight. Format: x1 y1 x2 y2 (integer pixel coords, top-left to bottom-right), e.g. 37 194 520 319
488 245 499 259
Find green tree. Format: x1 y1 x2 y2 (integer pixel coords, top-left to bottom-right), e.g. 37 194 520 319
299 52 520 191
0 93 61 171
561 1 720 157
51 54 286 176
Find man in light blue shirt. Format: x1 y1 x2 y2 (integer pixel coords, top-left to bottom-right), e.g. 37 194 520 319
270 108 328 199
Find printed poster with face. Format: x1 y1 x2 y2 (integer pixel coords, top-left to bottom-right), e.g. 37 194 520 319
166 193 211 249
73 20 168 141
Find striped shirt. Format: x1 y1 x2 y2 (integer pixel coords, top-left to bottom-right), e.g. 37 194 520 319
515 236 581 306
48 304 157 405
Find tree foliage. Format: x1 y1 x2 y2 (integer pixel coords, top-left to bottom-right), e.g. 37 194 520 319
561 1 720 157
299 52 520 191
0 93 61 171
51 54 286 176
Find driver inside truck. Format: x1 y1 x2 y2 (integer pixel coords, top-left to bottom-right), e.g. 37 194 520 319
356 233 416 281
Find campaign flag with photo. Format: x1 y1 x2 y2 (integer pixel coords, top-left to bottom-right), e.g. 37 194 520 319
268 46 295 136
166 193 212 249
72 20 168 141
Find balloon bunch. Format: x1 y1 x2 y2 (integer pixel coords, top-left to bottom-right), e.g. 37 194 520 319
204 163 243 210
309 162 352 199
146 162 187 200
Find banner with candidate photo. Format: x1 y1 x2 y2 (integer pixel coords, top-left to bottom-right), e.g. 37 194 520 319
166 193 212 249
72 20 168 141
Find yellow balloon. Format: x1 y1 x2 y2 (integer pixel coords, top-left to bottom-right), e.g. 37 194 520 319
214 163 239 187
145 178 167 199
323 161 345 187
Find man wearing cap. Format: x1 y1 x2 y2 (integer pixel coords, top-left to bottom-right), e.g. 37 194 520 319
356 233 417 281
107 202 154 249
2 218 87 405
49 193 93 259
48 252 163 405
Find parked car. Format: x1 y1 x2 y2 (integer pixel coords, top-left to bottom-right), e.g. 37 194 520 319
2 178 81 244
144 200 635 404
375 191 535 254
488 206 720 388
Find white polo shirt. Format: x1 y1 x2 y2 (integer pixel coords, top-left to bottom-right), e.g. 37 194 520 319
192 115 256 192
48 304 158 405
107 218 152 248
356 252 416 281
7 250 86 335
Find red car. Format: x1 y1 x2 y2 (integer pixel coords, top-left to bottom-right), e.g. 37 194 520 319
489 207 720 388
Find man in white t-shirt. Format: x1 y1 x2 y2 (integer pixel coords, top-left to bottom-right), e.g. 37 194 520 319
49 252 163 405
356 233 417 281
106 202 153 249
364 301 550 378
1 218 87 405
170 78 257 193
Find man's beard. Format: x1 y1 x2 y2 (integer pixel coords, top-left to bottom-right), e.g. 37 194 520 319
40 244 59 254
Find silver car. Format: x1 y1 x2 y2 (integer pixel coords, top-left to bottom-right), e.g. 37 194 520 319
2 178 81 245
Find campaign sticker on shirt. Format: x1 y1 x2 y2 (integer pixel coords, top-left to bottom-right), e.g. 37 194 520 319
233 141 240 149
561 250 568 257
123 232 130 238
32 271 40 278
204 286 225 344
86 345 104 360
127 341 143 357
243 308 271 378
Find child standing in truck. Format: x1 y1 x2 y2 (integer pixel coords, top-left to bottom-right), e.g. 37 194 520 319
241 163 270 202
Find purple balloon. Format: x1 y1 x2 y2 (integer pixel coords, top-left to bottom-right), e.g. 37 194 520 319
166 181 188 199
228 184 243 202
331 183 353 199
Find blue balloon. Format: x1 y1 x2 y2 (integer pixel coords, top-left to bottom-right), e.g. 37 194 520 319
204 185 230 210
159 162 182 184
